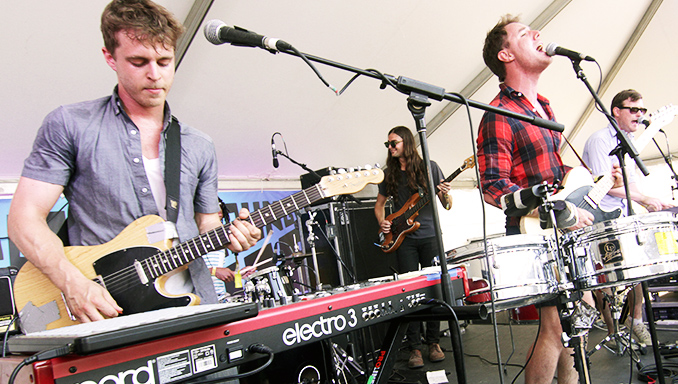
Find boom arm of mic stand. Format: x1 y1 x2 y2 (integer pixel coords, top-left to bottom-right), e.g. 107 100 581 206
275 150 322 180
276 48 565 132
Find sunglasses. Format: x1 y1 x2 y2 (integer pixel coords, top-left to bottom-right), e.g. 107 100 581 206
384 140 402 148
618 106 648 114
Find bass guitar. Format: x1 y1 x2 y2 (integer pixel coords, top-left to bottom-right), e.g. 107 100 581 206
520 104 677 234
14 167 384 330
378 156 475 253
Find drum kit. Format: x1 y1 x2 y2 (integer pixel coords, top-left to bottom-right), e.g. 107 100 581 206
242 253 312 307
447 211 678 383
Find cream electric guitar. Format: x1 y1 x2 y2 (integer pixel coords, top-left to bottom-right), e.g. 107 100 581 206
520 104 678 234
14 168 384 330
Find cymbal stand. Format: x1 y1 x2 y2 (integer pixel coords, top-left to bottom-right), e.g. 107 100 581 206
587 286 643 366
305 211 323 291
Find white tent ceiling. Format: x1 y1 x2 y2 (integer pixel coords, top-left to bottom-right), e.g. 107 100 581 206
2 0 677 193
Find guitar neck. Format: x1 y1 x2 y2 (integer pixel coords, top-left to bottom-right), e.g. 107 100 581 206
142 167 384 280
587 173 615 206
401 162 470 218
144 184 326 280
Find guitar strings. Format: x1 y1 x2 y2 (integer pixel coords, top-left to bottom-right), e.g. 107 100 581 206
99 184 326 296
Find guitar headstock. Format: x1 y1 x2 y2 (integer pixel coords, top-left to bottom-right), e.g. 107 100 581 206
319 165 384 197
647 104 678 127
462 156 476 170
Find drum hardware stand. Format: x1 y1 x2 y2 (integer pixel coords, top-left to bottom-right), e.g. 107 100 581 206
557 290 597 384
305 211 324 291
587 286 643 366
568 57 666 383
332 196 360 285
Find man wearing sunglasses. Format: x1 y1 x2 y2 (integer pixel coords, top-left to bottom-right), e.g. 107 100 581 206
583 89 673 349
374 126 452 369
583 89 671 214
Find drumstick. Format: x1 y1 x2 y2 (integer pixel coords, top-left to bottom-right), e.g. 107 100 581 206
252 257 273 269
251 229 274 268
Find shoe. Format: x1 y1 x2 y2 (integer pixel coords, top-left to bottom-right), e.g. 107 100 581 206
631 323 652 346
408 349 424 369
428 343 445 362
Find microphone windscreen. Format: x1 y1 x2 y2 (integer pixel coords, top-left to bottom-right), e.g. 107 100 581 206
638 115 651 127
545 42 559 57
204 20 226 45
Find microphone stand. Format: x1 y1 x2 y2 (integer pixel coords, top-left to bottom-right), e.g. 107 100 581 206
568 58 665 384
274 150 322 180
305 211 323 291
652 132 678 199
269 46 566 304
264 45 569 384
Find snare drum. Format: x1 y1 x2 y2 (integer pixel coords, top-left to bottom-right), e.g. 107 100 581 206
447 234 562 310
562 212 678 289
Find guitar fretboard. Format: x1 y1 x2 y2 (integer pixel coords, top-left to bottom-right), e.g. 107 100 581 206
143 183 325 279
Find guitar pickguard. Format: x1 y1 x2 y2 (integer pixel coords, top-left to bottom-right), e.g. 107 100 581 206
93 246 193 315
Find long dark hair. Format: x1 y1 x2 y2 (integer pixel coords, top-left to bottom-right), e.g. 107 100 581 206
384 126 427 204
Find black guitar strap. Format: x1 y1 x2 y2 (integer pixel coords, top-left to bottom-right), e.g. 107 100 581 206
165 116 181 224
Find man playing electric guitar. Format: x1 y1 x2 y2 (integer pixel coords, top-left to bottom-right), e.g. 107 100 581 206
374 125 452 369
583 89 674 348
583 89 674 215
8 0 261 326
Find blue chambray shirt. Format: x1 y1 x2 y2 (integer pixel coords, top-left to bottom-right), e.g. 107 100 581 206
582 123 638 215
21 88 220 303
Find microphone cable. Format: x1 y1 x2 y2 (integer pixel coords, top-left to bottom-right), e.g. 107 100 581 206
1 315 19 357
638 362 678 383
282 45 338 95
8 345 73 384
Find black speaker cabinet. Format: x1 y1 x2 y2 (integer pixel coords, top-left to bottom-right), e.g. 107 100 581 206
300 199 396 287
0 268 18 333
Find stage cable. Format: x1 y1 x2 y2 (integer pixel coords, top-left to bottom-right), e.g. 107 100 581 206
454 89 506 384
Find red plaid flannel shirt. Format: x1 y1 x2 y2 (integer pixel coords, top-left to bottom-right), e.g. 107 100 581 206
477 84 570 231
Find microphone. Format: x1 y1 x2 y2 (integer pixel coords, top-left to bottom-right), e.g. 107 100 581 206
545 43 595 62
271 138 279 168
638 115 651 127
204 19 291 52
500 183 554 217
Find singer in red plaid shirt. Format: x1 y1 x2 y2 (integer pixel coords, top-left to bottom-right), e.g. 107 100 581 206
478 15 596 384
477 83 571 234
